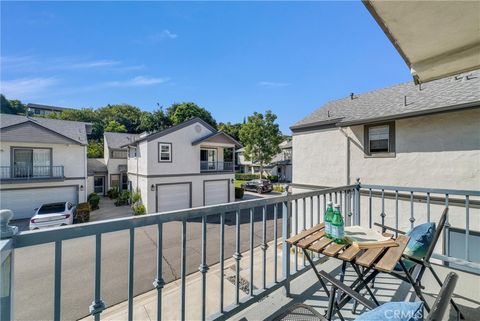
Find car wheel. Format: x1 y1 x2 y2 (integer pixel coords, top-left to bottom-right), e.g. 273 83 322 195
257 187 263 194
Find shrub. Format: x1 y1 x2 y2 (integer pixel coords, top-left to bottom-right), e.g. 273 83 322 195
267 175 278 183
132 203 146 215
235 187 244 199
131 190 141 204
115 190 130 206
87 192 100 210
273 184 285 193
76 202 91 223
235 173 260 181
107 187 119 199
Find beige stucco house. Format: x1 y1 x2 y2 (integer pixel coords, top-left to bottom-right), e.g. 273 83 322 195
291 70 480 191
123 117 241 213
87 132 137 196
0 114 91 219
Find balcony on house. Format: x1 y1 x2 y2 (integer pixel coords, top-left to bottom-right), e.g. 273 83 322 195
200 160 234 172
1 182 478 321
200 147 235 172
0 165 64 181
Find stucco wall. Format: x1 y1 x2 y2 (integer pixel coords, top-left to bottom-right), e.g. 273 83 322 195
293 108 480 190
131 173 235 213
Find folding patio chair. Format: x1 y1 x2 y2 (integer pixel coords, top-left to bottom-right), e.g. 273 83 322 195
371 207 465 319
273 272 459 321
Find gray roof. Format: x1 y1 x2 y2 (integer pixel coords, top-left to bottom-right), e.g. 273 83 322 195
292 70 480 130
121 117 217 147
27 103 73 112
104 132 139 149
87 158 107 176
0 114 91 144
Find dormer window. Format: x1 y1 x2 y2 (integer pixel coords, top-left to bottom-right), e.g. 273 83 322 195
158 143 172 162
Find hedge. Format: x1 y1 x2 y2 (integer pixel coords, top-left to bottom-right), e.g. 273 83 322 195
235 187 244 199
235 173 278 182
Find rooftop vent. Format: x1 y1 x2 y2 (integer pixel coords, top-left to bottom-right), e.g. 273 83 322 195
350 92 357 100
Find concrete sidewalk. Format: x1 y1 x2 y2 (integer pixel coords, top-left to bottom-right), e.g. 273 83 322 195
81 239 284 321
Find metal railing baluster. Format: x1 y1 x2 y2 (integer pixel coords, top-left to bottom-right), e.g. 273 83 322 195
323 194 326 215
154 224 164 321
262 205 268 289
395 191 399 237
90 234 105 321
273 203 278 283
381 189 385 228
427 192 431 222
294 199 298 272
310 197 314 229
128 228 134 321
409 191 415 228
249 208 254 298
180 221 187 320
465 196 470 261
444 194 450 258
282 200 291 296
219 212 225 312
302 199 306 267
54 241 62 321
234 210 242 305
368 189 372 228
199 216 209 321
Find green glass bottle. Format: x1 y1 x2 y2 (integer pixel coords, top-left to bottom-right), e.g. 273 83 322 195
331 204 345 244
324 201 334 238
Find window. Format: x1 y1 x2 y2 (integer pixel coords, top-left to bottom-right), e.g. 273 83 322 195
12 148 51 177
158 143 172 162
364 122 395 155
111 150 127 159
128 147 137 158
110 174 120 189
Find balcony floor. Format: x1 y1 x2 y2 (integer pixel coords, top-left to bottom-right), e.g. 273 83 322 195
79 238 479 321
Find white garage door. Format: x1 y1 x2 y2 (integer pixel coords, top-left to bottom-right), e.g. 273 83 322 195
204 180 229 206
156 183 191 213
0 186 78 220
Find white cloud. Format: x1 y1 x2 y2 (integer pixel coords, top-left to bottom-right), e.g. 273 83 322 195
70 60 120 69
106 76 169 87
258 81 290 88
145 30 179 43
1 77 59 98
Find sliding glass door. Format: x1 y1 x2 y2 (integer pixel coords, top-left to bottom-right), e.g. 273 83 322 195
13 148 51 178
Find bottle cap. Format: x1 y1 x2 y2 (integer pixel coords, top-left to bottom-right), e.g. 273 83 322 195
334 203 340 208
327 201 333 206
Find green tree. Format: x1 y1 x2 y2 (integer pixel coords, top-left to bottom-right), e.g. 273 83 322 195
138 108 171 133
239 111 283 178
104 120 127 133
97 104 143 133
0 95 26 114
218 122 243 142
87 139 104 158
166 102 217 128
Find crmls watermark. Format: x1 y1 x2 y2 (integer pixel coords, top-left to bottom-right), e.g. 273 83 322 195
384 309 423 320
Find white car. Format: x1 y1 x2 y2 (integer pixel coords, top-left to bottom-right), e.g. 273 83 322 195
29 202 76 230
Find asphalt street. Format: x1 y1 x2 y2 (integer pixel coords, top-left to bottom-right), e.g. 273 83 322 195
14 203 283 321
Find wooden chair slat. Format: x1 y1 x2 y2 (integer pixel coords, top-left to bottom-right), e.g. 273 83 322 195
322 243 347 256
286 223 324 245
308 237 333 253
338 245 362 261
356 247 386 268
297 231 326 249
375 235 410 272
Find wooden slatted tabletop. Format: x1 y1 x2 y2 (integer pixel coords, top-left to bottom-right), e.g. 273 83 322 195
286 223 410 273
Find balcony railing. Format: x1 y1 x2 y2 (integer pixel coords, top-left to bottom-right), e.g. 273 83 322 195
0 165 64 181
0 181 478 321
200 161 234 172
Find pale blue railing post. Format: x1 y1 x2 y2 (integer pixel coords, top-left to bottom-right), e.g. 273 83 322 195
354 178 361 225
1 210 18 321
281 185 291 296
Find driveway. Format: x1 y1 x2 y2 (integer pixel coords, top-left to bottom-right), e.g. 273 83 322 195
240 191 283 201
13 202 283 321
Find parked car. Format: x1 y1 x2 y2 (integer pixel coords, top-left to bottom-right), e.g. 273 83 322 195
29 202 76 230
241 179 273 194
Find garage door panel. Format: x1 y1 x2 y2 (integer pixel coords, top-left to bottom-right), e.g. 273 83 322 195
0 186 77 220
157 183 191 213
204 180 229 206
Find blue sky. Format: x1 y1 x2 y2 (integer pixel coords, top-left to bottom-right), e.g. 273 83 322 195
1 1 411 133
